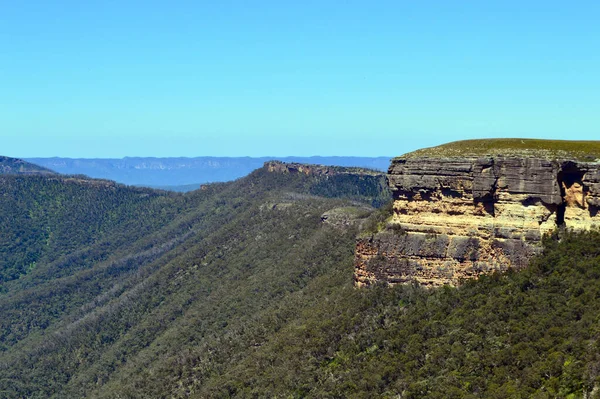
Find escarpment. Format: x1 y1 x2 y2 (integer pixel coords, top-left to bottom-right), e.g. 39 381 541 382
355 140 600 287
265 160 383 177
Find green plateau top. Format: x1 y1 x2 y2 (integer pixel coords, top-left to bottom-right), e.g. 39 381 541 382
398 138 600 162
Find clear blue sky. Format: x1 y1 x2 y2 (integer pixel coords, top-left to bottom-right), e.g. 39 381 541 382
1 1 599 158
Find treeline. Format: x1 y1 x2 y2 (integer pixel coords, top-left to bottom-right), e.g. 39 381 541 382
2 163 599 398
309 173 391 207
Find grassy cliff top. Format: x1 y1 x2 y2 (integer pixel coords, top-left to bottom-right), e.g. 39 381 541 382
399 138 600 162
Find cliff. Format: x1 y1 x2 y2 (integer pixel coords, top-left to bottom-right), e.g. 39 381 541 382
265 160 383 176
355 139 600 287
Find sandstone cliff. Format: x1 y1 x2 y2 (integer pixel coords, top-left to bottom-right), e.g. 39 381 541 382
355 139 600 287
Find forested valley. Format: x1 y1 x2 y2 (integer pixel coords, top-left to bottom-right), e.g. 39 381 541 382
1 162 600 398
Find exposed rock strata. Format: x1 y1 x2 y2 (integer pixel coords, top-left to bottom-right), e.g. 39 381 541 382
355 156 600 287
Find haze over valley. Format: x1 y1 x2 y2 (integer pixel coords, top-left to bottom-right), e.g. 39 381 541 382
26 156 391 189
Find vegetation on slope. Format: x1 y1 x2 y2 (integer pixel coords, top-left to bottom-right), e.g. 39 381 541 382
1 161 600 398
0 165 388 398
198 229 600 398
400 138 600 161
0 175 173 286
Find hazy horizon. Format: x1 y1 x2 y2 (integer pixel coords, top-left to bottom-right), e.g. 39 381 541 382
24 155 395 160
23 155 394 188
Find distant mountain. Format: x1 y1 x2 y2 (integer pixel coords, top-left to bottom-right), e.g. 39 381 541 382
25 156 391 189
0 156 54 175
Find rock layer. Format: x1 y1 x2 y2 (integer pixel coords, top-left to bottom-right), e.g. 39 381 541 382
355 156 600 287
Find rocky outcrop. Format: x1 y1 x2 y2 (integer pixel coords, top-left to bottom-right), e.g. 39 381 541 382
321 207 372 229
355 155 600 287
265 161 382 177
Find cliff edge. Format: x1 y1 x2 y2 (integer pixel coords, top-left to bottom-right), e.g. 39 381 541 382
355 139 600 287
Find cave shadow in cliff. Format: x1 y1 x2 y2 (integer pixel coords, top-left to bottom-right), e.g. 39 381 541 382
476 199 495 217
556 162 586 227
441 187 463 199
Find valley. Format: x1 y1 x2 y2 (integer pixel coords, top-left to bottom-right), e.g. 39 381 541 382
1 142 600 397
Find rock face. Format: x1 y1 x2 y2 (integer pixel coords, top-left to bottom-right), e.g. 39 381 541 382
355 156 600 287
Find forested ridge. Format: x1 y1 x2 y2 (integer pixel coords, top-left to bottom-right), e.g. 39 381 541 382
1 161 600 398
0 156 54 175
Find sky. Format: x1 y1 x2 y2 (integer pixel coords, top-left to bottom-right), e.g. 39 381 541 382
1 1 599 158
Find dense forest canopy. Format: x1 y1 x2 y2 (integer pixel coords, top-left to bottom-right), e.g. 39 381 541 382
0 161 599 398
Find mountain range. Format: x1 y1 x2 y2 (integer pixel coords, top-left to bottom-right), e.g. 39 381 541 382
25 156 392 190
